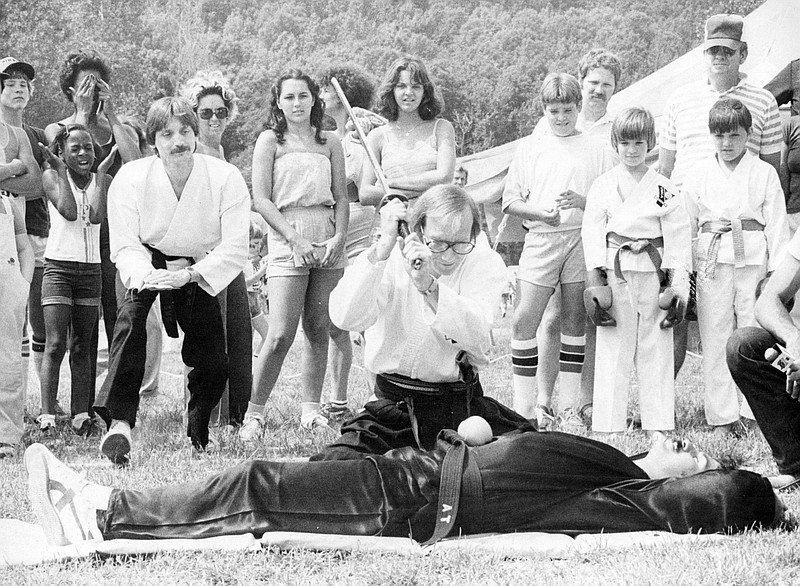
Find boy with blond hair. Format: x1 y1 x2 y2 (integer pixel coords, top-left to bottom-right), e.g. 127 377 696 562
583 108 691 433
503 72 615 424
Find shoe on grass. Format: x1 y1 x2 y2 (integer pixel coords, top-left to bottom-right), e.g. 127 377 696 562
0 443 16 459
558 408 587 434
37 413 56 436
238 412 265 443
320 401 355 423
534 404 555 432
24 443 103 546
99 420 132 465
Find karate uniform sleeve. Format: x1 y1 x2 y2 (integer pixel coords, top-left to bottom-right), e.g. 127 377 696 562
328 249 391 332
424 245 505 364
108 169 153 291
192 169 251 296
763 167 791 272
581 178 609 270
659 189 693 272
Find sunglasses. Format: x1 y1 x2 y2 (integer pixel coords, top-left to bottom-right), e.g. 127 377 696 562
197 107 229 120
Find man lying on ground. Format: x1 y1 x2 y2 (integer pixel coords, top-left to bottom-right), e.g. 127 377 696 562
24 428 789 548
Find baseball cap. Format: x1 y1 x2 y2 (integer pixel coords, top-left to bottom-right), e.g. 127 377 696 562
704 14 745 50
0 57 36 81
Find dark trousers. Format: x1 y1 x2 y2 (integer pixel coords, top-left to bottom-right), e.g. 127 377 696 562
94 283 228 447
727 326 800 475
311 373 533 461
102 452 434 541
222 273 252 424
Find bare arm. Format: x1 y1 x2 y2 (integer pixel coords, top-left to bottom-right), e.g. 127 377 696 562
754 252 800 352
658 147 676 179
10 196 33 282
95 79 141 164
359 129 386 206
40 150 78 222
317 133 348 267
761 151 782 178
0 126 42 196
88 172 109 224
504 199 561 226
780 141 791 202
385 119 457 196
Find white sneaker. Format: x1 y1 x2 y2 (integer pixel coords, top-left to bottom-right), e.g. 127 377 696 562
238 413 265 443
99 420 132 465
24 443 103 546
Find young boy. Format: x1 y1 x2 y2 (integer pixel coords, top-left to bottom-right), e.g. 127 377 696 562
503 72 615 424
582 108 691 433
684 98 790 434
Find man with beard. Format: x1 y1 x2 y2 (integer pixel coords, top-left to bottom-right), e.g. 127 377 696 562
93 97 249 463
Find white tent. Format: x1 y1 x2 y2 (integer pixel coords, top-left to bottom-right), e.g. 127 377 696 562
461 0 800 243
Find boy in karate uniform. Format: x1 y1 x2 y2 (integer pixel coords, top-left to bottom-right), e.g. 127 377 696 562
685 98 789 434
583 108 691 433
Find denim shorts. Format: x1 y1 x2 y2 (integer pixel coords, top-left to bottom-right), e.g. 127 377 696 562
41 259 102 307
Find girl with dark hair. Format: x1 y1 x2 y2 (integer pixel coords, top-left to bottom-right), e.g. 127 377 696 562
37 125 113 435
359 56 455 207
239 70 348 441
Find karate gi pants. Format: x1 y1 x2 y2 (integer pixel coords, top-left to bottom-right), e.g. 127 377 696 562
94 282 228 443
697 264 763 425
593 271 674 432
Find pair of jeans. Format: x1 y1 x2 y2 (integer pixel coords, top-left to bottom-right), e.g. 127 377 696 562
727 327 800 475
94 282 228 448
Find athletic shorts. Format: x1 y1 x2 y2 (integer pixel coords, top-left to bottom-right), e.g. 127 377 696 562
517 229 585 288
41 259 102 307
267 206 346 278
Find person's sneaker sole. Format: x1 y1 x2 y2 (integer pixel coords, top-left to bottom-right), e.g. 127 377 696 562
24 445 69 547
100 431 131 465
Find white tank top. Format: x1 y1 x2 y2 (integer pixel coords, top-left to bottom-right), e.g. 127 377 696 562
45 173 101 263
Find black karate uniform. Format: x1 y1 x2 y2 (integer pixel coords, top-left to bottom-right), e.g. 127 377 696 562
100 431 776 541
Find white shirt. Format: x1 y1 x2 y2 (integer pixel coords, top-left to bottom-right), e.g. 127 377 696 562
583 166 692 274
329 234 507 381
684 152 789 272
502 132 616 233
108 154 250 295
45 173 101 263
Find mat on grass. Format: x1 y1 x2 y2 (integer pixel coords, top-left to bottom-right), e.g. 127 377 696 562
0 519 725 566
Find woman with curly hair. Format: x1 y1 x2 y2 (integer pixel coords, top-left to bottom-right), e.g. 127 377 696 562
359 56 456 207
239 70 348 441
180 71 251 426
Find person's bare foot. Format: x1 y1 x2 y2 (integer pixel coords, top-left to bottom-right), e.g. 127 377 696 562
769 474 800 492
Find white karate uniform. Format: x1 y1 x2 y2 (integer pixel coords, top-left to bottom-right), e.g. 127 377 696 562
684 152 790 425
330 233 506 382
583 166 692 432
108 154 250 296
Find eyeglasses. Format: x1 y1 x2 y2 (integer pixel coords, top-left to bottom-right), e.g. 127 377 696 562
422 235 475 255
197 107 229 120
705 46 738 58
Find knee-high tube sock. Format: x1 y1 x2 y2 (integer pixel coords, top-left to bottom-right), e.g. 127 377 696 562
558 334 585 409
32 335 45 382
512 338 538 418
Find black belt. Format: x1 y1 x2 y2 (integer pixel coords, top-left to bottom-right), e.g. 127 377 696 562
143 244 194 338
606 232 665 284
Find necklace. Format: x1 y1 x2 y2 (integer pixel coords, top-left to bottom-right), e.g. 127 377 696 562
395 121 424 137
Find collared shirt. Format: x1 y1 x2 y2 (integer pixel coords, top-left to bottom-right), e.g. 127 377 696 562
660 75 782 187
329 233 507 382
583 166 691 273
683 152 789 271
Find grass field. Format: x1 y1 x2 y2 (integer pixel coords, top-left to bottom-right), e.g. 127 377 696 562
2 318 800 585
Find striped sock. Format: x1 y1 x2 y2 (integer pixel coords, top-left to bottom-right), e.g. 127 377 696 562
512 338 538 418
559 334 585 408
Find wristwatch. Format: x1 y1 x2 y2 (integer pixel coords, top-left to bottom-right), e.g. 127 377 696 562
185 267 199 283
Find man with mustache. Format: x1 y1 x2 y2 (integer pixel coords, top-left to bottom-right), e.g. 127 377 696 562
93 97 250 463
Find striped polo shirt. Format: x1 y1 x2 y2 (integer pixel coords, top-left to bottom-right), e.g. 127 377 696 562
660 75 781 187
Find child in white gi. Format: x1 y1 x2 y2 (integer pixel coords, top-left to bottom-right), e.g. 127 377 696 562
583 108 691 433
684 98 790 434
503 73 615 424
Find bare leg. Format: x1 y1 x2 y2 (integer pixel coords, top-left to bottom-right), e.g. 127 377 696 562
535 290 561 409
40 304 72 417
328 324 352 403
